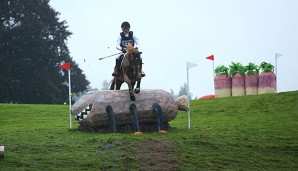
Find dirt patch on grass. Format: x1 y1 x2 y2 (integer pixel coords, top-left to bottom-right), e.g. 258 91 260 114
136 140 180 171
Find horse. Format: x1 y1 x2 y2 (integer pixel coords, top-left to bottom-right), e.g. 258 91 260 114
110 44 143 101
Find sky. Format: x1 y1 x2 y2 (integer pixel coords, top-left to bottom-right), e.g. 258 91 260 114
49 0 298 98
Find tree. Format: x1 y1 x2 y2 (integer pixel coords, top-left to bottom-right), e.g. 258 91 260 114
0 0 89 104
170 89 177 98
72 86 98 103
101 80 109 90
177 83 193 99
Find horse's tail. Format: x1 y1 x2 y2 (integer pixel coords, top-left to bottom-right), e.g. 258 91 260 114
109 78 116 90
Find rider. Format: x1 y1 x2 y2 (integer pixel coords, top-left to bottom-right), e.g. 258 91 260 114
112 21 145 77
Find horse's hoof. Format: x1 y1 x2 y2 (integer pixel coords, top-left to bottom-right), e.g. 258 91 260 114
130 95 136 101
135 88 140 94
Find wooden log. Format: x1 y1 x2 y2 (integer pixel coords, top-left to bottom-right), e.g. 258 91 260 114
175 95 188 111
72 89 186 129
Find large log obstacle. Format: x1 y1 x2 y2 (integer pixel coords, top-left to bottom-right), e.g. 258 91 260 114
71 89 188 133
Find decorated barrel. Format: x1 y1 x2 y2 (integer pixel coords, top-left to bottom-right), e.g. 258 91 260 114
71 89 186 129
232 72 245 96
214 73 232 97
258 72 276 94
245 71 258 95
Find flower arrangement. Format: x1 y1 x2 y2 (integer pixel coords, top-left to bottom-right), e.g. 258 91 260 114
229 62 246 76
215 65 229 76
259 62 274 72
245 62 259 76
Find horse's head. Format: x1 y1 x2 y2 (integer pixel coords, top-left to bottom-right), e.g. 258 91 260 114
125 45 142 77
118 44 143 101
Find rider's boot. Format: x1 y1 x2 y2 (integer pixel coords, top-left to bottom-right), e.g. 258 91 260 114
116 58 121 76
112 67 117 77
112 58 120 77
117 67 120 77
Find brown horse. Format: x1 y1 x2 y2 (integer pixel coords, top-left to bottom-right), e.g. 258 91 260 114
110 44 143 101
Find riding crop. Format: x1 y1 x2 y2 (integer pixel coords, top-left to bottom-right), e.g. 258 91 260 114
99 52 123 60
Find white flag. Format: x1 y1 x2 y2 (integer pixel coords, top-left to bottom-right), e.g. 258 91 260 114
187 62 197 69
275 53 282 59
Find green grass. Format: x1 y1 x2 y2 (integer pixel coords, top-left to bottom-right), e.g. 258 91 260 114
0 91 297 170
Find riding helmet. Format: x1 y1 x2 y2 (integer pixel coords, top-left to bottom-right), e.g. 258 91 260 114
121 21 130 29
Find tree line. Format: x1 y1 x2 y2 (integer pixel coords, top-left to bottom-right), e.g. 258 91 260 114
0 0 89 104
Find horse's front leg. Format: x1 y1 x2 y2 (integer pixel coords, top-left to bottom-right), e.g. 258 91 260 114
131 81 136 90
127 84 135 101
135 79 141 94
123 74 135 101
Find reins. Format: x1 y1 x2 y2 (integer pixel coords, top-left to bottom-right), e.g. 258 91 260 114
122 52 140 78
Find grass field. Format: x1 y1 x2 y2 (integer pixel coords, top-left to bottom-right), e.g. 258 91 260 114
0 91 297 170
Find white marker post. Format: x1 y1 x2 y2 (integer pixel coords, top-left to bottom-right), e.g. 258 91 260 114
275 53 282 93
0 146 4 158
186 62 197 129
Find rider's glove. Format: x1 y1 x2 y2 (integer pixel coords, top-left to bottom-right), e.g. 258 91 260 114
121 49 127 53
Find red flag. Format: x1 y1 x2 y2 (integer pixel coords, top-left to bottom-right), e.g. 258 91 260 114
206 55 214 60
59 62 70 70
